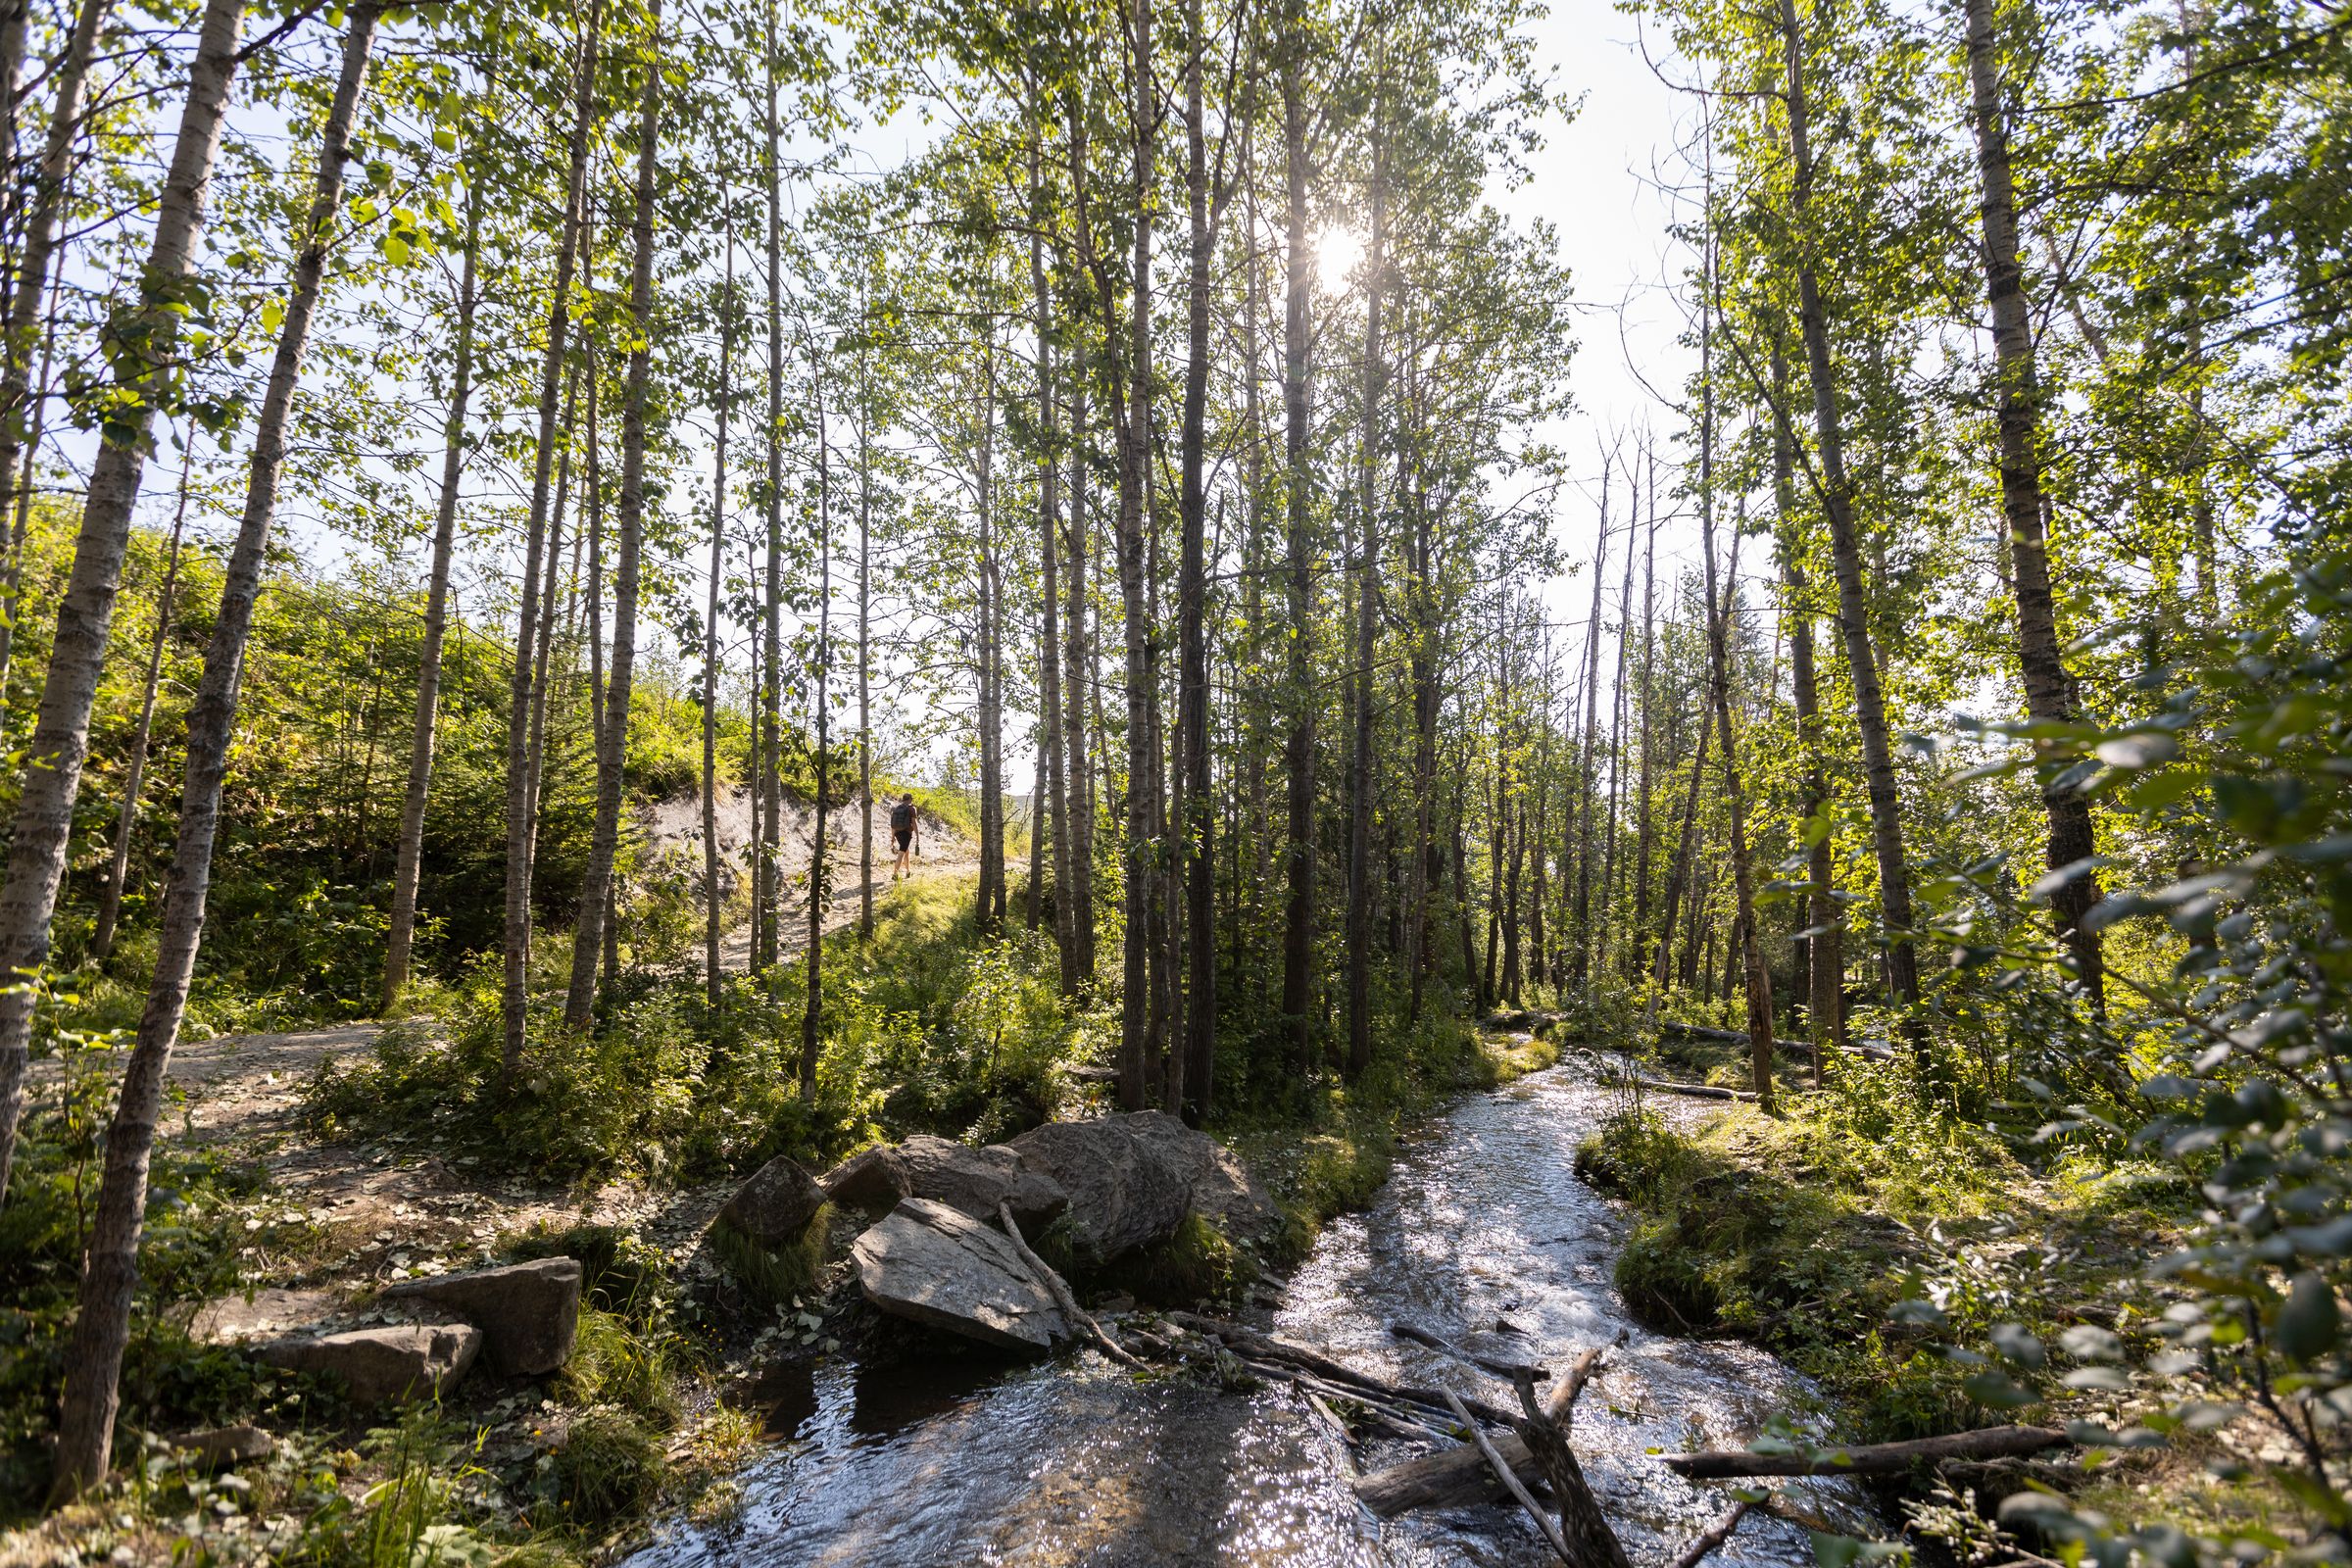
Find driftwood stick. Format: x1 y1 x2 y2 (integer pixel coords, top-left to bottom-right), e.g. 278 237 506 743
1287 1372 1446 1443
1665 1502 1754 1568
1167 1311 1523 1427
1351 1345 1615 1517
998 1201 1145 1370
1446 1389 1576 1566
1609 1076 1758 1102
1393 1321 1549 1381
1660 1425 2070 1479
1512 1365 1635 1568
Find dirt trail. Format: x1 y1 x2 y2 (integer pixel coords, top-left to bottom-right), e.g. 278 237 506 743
19 808 1001 1331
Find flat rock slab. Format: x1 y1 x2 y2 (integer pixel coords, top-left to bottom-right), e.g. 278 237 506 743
175 1425 275 1470
718 1154 827 1245
191 1287 340 1346
253 1322 481 1403
852 1198 1068 1354
1009 1113 1196 1268
380 1257 582 1375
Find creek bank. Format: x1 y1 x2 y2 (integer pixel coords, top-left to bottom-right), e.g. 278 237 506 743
624 1054 1896 1568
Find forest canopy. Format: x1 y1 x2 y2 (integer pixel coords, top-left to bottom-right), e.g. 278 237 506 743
0 0 2345 1558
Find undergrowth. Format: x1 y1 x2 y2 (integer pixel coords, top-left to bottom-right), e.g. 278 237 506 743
1574 1059 2196 1443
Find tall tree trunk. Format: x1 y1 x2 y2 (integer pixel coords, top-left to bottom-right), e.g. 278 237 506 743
46 7 378 1488
1779 0 1925 1034
1648 696 1712 1017
758 0 784 979
1960 0 2105 1012
0 0 108 701
1697 254 1775 1105
1275 4 1317 1073
522 368 579 885
383 171 482 1011
802 368 830 1098
1030 91 1071 985
1064 317 1096 987
563 9 660 1030
1774 341 1841 1067
501 0 600 1073
0 0 247 1202
705 231 737 1007
1341 107 1388 1078
1176 0 1216 1114
1570 462 1609 989
977 325 1005 933
858 278 875 940
1631 502 1657 979
90 450 195 961
1112 0 1155 1109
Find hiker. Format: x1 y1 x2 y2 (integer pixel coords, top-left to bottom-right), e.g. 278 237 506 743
890 793 920 882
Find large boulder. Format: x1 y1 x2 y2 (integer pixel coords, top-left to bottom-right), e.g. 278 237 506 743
380 1257 582 1376
717 1154 827 1245
1122 1111 1283 1243
851 1198 1068 1354
253 1322 480 1403
1007 1113 1195 1267
822 1135 1071 1233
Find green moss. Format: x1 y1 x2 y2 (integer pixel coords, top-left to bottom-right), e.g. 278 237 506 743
1093 1212 1252 1306
1574 1074 2048 1442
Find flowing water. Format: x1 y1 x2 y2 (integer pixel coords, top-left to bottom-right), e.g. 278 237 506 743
622 1056 1875 1567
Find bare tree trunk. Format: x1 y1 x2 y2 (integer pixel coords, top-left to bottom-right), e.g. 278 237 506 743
1570 462 1609 990
563 10 660 1030
522 368 578 888
705 231 737 1007
977 325 1005 932
1961 0 2104 1012
1631 504 1657 980
758 0 784 979
1342 109 1388 1078
1647 696 1712 1018
1696 245 1775 1103
802 366 830 1098
1030 88 1071 984
1176 0 1217 1113
1773 343 1841 1067
501 0 600 1074
0 0 108 700
858 279 875 940
46 8 378 1489
1779 0 1925 1035
1275 5 1317 1073
383 172 482 1011
90 450 195 961
1112 0 1156 1109
1064 319 1096 988
0 0 247 1202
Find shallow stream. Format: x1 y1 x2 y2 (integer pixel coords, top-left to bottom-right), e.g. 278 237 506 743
622 1057 1873 1566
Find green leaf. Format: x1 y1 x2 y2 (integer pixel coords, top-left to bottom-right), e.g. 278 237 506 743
2274 1271 2341 1362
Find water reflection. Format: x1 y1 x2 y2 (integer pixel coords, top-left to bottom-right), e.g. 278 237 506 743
621 1061 1873 1567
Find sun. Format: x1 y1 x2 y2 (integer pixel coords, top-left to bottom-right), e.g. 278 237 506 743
1314 223 1367 291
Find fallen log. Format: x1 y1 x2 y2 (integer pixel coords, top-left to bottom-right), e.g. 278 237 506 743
1511 1364 1633 1568
1657 1021 1894 1064
1659 1425 2070 1479
1392 1321 1549 1382
1448 1389 1576 1566
1167 1311 1522 1428
1352 1346 1610 1518
1611 1076 1758 1102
